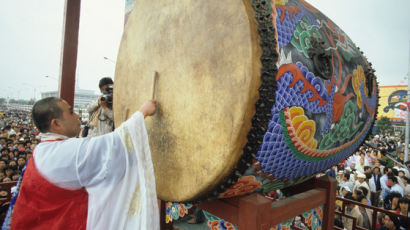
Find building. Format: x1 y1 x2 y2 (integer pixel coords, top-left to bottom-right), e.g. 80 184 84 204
41 88 99 109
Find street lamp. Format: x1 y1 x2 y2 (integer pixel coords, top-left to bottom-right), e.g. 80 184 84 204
103 56 116 64
44 75 58 81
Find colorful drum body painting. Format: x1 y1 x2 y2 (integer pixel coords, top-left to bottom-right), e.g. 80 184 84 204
217 0 378 199
115 0 378 202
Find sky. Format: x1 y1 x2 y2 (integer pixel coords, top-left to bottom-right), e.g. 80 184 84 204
0 0 409 100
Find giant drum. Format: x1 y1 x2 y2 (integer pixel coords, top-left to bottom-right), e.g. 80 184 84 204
114 0 378 202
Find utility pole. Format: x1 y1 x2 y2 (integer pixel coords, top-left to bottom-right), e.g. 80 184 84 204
405 40 410 162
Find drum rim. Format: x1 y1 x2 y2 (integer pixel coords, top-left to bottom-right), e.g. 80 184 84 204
199 0 280 202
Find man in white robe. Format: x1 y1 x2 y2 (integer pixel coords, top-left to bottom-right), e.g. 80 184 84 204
6 97 159 230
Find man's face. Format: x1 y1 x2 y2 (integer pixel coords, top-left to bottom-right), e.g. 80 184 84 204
360 198 367 209
5 169 12 177
0 190 7 197
100 84 109 93
55 101 81 138
17 158 25 166
398 171 405 178
399 202 408 212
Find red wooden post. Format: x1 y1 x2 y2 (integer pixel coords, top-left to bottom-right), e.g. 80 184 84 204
59 0 81 106
316 176 336 230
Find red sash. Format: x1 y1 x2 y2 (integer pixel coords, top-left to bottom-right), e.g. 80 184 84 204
11 149 88 229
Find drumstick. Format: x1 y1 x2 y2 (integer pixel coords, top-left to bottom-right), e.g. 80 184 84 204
151 71 158 100
124 108 130 121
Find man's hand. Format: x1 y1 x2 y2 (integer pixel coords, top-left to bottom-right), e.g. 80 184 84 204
139 100 157 117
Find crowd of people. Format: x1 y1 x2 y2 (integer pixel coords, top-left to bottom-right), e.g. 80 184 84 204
0 107 39 199
2 100 410 229
330 135 410 229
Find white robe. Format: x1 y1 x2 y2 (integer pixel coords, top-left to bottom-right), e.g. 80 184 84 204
34 111 159 230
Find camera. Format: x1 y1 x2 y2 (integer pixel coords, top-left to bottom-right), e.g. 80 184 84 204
101 85 113 109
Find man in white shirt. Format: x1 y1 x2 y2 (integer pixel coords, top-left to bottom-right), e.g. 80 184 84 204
341 173 354 192
389 176 404 197
380 167 391 200
4 97 159 230
354 173 370 199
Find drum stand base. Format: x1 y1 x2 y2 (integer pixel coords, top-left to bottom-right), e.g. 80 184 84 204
160 175 336 230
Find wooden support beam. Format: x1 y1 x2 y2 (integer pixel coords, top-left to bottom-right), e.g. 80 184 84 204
59 0 81 106
197 187 328 230
173 176 336 230
316 176 336 230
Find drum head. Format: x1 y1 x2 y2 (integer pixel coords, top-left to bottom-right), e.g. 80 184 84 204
114 0 262 201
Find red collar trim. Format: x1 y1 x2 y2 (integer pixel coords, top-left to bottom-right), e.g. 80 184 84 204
40 138 66 143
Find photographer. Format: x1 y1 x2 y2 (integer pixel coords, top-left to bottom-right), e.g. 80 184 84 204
86 77 114 137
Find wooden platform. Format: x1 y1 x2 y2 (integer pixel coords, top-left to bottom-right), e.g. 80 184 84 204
161 176 336 230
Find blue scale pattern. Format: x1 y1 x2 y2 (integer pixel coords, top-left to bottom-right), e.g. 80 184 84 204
276 7 303 48
255 63 377 179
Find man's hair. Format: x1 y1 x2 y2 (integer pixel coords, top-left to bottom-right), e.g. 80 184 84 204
398 197 410 205
344 173 350 180
356 195 366 203
359 186 368 196
345 193 354 201
31 97 63 133
354 189 363 197
389 176 398 184
392 168 399 176
364 166 371 171
98 77 113 89
385 213 401 228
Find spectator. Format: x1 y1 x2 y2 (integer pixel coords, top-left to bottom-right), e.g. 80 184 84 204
396 197 410 229
86 77 114 137
0 188 8 198
403 177 410 198
342 193 363 229
354 173 370 199
389 176 404 197
340 186 351 198
0 160 6 171
379 213 401 230
341 173 354 192
381 167 392 200
358 186 371 205
384 192 402 211
357 195 372 229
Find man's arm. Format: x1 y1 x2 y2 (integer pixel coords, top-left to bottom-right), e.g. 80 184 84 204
87 99 99 114
101 107 114 121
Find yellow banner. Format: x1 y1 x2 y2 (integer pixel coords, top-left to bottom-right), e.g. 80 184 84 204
377 85 408 120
